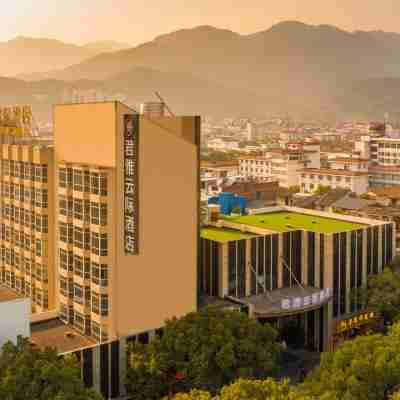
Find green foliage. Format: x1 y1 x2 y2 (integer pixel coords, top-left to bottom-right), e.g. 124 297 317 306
201 151 241 162
170 378 312 400
0 338 102 400
363 267 400 323
126 307 281 399
314 184 330 195
218 378 311 400
301 325 400 400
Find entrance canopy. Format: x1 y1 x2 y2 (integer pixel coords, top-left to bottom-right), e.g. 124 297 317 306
242 286 332 318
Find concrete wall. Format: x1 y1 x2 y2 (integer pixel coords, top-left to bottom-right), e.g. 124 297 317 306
114 103 199 336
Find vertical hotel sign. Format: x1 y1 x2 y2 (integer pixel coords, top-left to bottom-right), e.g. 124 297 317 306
124 114 139 255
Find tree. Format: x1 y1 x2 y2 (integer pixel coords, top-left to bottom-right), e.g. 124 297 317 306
126 307 281 399
218 378 312 400
170 379 312 400
314 185 330 195
0 338 102 400
301 324 400 400
356 267 400 324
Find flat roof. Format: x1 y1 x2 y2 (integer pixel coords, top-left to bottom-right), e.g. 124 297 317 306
222 211 366 234
31 319 96 354
0 286 24 303
201 227 257 242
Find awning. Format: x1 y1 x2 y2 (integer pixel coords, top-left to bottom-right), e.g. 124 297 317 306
241 286 332 318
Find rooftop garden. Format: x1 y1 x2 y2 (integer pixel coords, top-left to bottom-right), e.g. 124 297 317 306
201 227 257 242
222 211 366 234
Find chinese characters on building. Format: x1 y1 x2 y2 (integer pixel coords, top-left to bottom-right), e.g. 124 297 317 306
124 114 139 255
336 311 376 334
281 288 332 310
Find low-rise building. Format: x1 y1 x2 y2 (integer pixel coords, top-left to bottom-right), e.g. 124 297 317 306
299 168 369 195
200 206 395 351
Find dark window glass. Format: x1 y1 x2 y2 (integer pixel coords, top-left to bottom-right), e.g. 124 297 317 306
271 235 278 290
319 234 325 288
308 232 315 287
250 238 257 295
211 242 219 297
228 242 236 296
237 240 246 298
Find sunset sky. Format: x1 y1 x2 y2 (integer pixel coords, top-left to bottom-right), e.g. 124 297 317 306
3 0 400 45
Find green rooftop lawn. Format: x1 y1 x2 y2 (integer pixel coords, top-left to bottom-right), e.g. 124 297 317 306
201 227 257 242
222 211 366 234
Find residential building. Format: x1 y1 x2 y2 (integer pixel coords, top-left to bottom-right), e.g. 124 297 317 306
328 158 369 172
299 169 369 195
0 144 56 314
200 160 239 195
200 206 395 351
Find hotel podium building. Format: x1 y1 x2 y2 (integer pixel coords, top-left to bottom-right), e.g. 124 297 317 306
200 206 395 351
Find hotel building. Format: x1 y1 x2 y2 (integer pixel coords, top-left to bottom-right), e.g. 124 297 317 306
0 101 200 399
200 206 395 351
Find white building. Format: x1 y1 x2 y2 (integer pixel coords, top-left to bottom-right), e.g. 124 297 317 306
200 161 240 195
207 138 240 152
0 286 30 348
299 169 369 195
328 158 369 172
238 140 321 188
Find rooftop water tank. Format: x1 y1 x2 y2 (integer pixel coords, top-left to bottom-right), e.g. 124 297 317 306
140 102 165 118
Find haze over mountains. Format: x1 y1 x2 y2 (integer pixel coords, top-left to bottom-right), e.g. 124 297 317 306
3 21 400 122
0 37 131 77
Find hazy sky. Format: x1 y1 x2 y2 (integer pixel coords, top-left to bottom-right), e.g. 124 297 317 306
3 0 400 45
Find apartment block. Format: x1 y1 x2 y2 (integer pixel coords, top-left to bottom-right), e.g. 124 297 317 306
0 143 56 314
299 168 369 195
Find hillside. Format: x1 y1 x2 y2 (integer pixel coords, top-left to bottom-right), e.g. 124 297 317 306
0 37 131 77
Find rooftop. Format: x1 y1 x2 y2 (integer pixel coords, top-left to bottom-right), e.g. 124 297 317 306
31 319 96 354
222 211 366 234
201 227 257 242
299 168 368 177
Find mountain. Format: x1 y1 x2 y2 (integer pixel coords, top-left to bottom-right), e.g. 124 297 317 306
0 37 132 77
5 22 400 121
0 66 274 122
82 40 131 53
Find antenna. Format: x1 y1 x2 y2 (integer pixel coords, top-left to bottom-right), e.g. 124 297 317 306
154 91 175 117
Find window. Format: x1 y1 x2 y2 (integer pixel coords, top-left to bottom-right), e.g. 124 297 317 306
35 188 48 208
35 165 48 183
23 163 32 180
101 294 108 316
92 292 100 315
35 239 47 257
73 198 83 220
91 202 107 226
59 196 72 217
84 171 90 193
59 222 73 244
91 232 108 256
91 173 99 194
91 172 108 196
74 255 83 277
74 283 84 304
74 227 84 249
59 167 72 188
91 262 108 287
73 170 83 191
35 214 48 233
91 292 108 316
35 263 48 283
74 311 85 332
